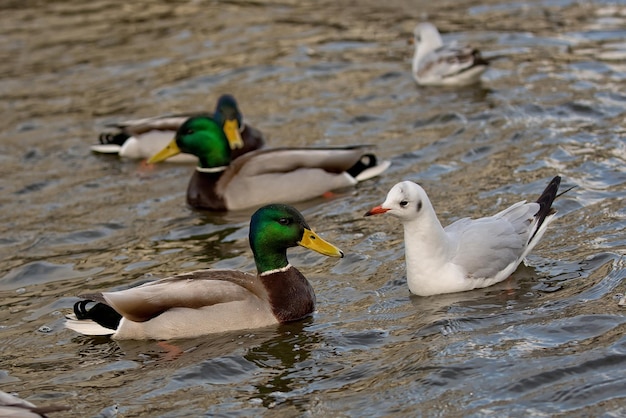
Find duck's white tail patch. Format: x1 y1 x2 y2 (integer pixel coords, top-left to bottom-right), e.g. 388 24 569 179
90 144 122 154
355 160 391 182
65 317 114 336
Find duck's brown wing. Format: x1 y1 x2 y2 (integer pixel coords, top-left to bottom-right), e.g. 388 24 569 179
98 269 264 322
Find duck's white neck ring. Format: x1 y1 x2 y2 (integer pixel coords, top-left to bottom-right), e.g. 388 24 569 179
196 166 227 173
261 264 292 276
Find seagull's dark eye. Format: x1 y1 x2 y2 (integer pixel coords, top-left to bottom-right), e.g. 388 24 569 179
417 201 423 212
399 200 409 208
278 217 292 226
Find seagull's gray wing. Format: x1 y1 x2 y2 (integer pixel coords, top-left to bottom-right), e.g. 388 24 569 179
445 203 535 279
417 45 483 81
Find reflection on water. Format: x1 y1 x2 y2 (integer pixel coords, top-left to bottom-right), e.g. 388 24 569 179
1 0 625 416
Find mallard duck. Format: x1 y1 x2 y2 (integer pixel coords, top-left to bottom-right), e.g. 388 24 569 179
0 390 70 417
66 204 343 340
147 116 391 211
365 176 563 296
411 22 489 86
91 94 264 162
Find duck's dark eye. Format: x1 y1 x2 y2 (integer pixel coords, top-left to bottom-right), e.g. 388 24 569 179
278 217 292 226
183 129 195 135
399 200 409 208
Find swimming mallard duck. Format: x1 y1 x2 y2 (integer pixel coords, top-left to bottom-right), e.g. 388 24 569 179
365 176 563 296
66 204 343 340
147 116 391 211
91 94 264 162
411 22 489 86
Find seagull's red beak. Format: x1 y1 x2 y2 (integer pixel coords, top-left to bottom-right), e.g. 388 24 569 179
364 205 389 217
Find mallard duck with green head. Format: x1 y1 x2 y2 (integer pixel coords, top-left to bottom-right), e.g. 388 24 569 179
91 94 264 162
66 204 343 340
147 116 391 210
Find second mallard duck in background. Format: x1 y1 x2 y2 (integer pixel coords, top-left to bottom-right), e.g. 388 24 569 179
92 94 264 162
148 116 391 211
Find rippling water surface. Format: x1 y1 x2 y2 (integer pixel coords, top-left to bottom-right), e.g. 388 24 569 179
1 0 625 416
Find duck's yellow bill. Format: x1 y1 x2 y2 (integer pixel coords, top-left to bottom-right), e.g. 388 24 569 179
147 139 181 164
223 119 244 149
299 228 344 258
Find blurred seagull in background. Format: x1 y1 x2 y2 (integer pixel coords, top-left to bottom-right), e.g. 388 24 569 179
411 22 489 86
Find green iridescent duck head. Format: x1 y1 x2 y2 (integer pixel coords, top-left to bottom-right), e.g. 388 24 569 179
148 116 231 169
249 204 344 274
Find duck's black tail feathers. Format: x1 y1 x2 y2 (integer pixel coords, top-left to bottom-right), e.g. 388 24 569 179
530 176 561 242
98 131 130 146
74 299 122 331
347 154 378 178
472 49 490 67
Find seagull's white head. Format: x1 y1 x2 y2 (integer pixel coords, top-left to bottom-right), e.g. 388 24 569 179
366 181 431 222
413 22 443 54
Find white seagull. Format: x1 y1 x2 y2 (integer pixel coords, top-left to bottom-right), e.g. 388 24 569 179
411 22 489 86
365 176 562 296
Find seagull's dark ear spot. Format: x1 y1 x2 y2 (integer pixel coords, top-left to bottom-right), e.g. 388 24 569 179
417 201 423 212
